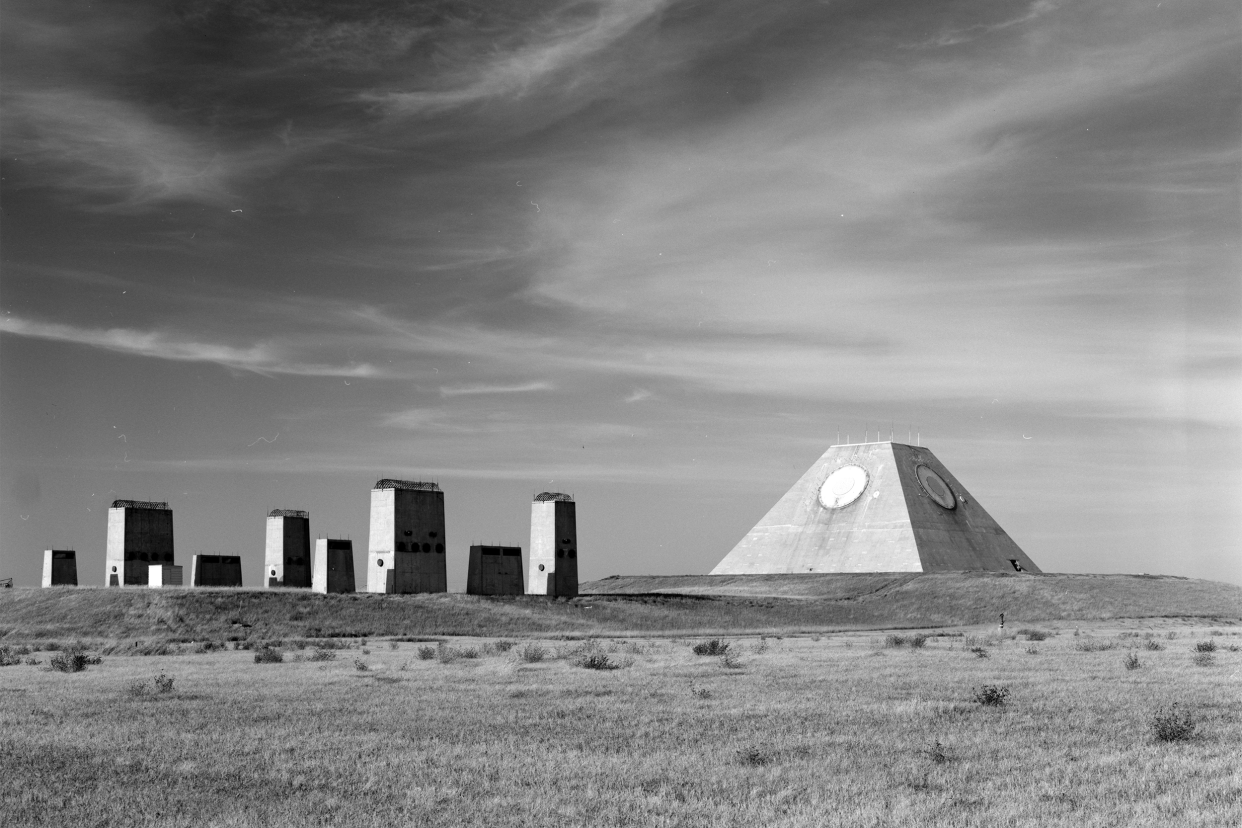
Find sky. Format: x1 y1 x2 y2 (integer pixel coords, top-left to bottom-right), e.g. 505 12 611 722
2 0 1239 590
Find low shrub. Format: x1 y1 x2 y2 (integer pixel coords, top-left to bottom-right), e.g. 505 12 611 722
154 673 175 693
754 636 769 654
1151 705 1196 742
492 640 515 653
253 648 284 664
307 649 337 662
50 650 91 673
690 683 712 699
1123 652 1141 670
126 679 153 698
736 747 772 767
885 634 927 649
353 659 369 672
1018 629 1049 641
922 740 950 764
1193 640 1216 653
458 647 480 660
416 646 437 661
436 645 460 664
0 647 22 667
1143 640 1165 651
24 657 42 666
388 641 400 650
519 644 547 663
973 685 1010 706
721 651 743 669
1074 638 1117 652
1192 652 1215 667
577 653 618 670
693 639 730 656
1025 645 1039 655
969 647 989 659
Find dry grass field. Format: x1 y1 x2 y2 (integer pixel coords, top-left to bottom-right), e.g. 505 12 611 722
2 619 1239 827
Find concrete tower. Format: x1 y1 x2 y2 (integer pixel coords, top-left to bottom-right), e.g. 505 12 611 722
105 500 174 586
527 493 578 597
191 555 243 587
466 545 524 596
711 442 1041 575
366 480 446 594
42 550 77 587
314 538 356 594
265 509 311 588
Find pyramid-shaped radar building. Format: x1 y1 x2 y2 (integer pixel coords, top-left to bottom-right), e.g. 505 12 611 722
711 442 1040 574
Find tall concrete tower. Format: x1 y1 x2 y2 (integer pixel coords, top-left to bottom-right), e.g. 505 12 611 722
527 492 577 598
711 442 1041 574
366 480 446 594
265 509 311 588
105 500 174 586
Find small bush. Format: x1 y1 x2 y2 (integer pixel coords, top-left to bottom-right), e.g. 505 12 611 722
721 651 743 669
126 679 152 698
886 634 927 649
737 747 772 767
388 641 400 650
690 683 712 699
492 640 515 653
1192 652 1215 667
24 657 42 666
884 635 905 648
154 673 175 693
1018 629 1049 641
922 740 950 764
519 644 547 663
417 646 437 661
1074 638 1117 652
1143 639 1165 651
969 647 989 659
973 685 1010 706
577 653 617 670
1123 652 1141 670
1025 645 1039 655
0 647 23 667
353 659 369 671
458 647 480 660
755 636 769 654
693 639 730 656
50 651 90 673
1151 705 1196 742
436 645 460 664
307 649 337 662
909 635 927 650
1193 640 1216 653
361 649 371 655
253 648 284 664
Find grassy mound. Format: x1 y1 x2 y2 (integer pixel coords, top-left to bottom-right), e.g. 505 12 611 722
2 572 1237 643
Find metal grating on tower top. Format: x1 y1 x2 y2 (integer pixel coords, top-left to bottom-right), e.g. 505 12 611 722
534 492 573 502
268 509 309 518
111 499 170 510
372 479 441 492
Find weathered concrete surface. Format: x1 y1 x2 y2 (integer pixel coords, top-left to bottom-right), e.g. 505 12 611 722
466 546 524 596
528 495 578 597
264 511 311 588
711 442 1040 575
314 539 356 594
366 482 447 594
148 564 183 588
190 555 243 587
41 550 77 587
105 501 174 586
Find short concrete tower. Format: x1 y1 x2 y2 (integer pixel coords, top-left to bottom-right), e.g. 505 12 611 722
265 509 311 588
191 554 243 587
366 480 447 594
527 493 578 598
42 550 78 587
467 545 524 596
105 500 174 586
314 538 356 594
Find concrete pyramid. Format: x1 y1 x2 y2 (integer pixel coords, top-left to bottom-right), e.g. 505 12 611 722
711 442 1040 574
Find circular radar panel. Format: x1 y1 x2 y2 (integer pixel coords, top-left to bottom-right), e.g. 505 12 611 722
915 465 956 509
818 465 869 509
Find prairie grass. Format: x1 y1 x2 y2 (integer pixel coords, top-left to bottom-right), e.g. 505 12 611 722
1 622 1238 827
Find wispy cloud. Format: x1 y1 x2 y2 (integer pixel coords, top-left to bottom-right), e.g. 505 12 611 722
439 381 555 397
365 0 666 114
0 315 377 378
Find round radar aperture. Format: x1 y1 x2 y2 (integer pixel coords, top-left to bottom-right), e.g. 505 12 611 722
915 465 956 509
818 465 869 509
